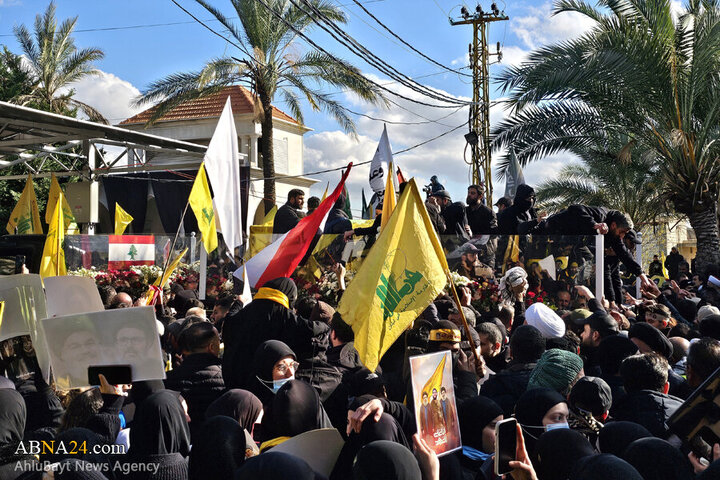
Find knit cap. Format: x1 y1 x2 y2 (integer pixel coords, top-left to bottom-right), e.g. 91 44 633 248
528 349 584 395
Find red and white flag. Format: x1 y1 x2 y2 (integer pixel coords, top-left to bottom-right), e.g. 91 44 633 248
241 163 353 288
108 235 155 270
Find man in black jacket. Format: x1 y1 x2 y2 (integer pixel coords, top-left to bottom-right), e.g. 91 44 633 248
480 325 546 416
466 184 497 235
611 352 683 439
497 184 542 234
165 322 225 438
272 189 305 234
431 190 471 248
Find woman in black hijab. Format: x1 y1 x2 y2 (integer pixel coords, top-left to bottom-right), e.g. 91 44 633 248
222 277 326 391
205 389 263 433
597 421 652 457
514 388 568 458
234 451 324 480
622 437 694 480
455 395 503 480
123 390 190 480
0 389 37 479
249 340 298 407
188 416 246 480
260 379 332 449
569 454 643 480
352 440 421 480
533 429 595 480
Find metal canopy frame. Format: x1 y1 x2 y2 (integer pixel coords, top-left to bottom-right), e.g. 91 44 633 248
0 101 214 180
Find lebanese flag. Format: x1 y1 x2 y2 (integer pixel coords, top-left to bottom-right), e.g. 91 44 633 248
108 235 155 270
242 163 353 288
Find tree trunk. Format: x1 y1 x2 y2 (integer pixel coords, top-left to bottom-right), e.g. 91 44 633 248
688 205 720 274
259 91 275 214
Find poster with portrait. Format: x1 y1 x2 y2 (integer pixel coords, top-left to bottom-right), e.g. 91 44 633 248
40 306 165 389
44 276 104 318
410 350 462 456
0 274 51 383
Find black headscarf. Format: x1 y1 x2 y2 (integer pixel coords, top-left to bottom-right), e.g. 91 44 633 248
189 416 246 480
54 458 110 480
262 278 298 309
514 388 567 454
251 340 297 406
0 389 25 445
206 389 263 432
570 454 643 480
234 451 324 480
533 429 595 480
269 380 327 438
622 437 694 480
598 421 652 456
698 458 720 480
128 379 165 406
352 440 421 480
128 390 190 457
458 395 503 451
47 428 110 470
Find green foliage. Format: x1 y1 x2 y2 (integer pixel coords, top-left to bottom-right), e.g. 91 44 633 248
0 47 34 102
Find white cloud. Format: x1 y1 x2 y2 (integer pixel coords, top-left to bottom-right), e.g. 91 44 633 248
497 45 530 68
65 70 143 124
511 2 596 50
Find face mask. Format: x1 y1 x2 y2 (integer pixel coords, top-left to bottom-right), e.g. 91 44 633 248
545 422 569 432
272 375 294 394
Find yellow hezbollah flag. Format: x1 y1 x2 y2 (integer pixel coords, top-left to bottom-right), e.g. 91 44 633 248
189 162 218 253
661 252 670 279
39 193 66 277
155 247 189 288
261 205 278 226
502 235 520 273
46 174 77 233
7 174 42 235
338 179 448 371
114 203 134 236
422 354 446 398
380 161 397 232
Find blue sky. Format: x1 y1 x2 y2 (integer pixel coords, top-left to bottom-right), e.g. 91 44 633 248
0 0 595 211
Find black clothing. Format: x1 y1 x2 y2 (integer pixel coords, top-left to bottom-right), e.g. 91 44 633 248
458 395 503 452
466 202 497 235
323 208 352 234
325 342 362 374
665 251 685 280
235 451 321 480
480 361 536 416
248 340 296 407
570 454 644 480
222 278 324 391
514 388 567 455
610 389 683 439
118 453 188 480
0 389 36 480
205 389 262 432
129 391 191 457
497 184 538 234
272 203 305 234
623 437 695 480
352 440 421 480
425 201 446 235
353 215 381 237
597 421 652 456
264 379 332 440
649 260 664 277
164 353 224 436
441 201 471 242
188 416 246 480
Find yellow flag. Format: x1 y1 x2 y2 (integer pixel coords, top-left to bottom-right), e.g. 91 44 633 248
39 193 66 277
380 162 397 232
46 174 77 233
660 252 670 279
320 182 329 202
189 162 218 254
422 354 446 398
154 248 189 288
114 203 134 236
0 301 4 330
502 235 520 273
261 205 278 226
7 174 42 235
338 179 448 371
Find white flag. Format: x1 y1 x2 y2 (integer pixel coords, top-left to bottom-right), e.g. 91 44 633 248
504 148 526 199
203 97 243 253
369 125 393 195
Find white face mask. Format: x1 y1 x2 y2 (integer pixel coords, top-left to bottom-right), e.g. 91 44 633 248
545 422 570 432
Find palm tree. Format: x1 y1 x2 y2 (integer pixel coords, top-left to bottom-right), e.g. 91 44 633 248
492 0 720 272
136 0 386 212
13 1 106 122
536 135 667 227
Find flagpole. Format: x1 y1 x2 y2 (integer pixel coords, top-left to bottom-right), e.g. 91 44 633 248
159 199 191 294
445 271 480 363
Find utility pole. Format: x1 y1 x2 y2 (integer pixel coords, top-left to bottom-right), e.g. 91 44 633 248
450 3 508 204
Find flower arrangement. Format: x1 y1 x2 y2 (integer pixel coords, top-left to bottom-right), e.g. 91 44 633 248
470 279 501 313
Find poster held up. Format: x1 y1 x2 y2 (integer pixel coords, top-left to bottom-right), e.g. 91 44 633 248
410 350 462 456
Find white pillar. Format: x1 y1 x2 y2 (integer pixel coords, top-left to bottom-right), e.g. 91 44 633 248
595 234 605 301
84 140 99 235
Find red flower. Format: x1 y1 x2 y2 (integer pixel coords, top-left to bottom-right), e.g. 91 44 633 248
527 291 536 298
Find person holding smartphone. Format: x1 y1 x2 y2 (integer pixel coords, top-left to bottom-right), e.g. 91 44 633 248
455 395 504 479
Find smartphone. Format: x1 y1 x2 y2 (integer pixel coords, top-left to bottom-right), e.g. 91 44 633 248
88 365 132 386
495 418 517 476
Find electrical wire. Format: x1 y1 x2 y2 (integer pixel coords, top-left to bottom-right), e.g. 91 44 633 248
170 0 252 58
292 0 473 106
347 0 472 77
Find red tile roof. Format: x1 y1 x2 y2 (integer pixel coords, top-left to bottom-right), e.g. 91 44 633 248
119 85 298 126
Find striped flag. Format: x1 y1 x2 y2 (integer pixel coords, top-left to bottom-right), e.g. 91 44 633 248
108 235 155 270
242 163 353 288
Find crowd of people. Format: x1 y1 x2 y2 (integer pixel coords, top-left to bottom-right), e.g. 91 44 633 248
2 182 720 479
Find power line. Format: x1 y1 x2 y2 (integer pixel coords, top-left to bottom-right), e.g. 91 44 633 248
393 121 467 155
292 0 473 106
347 0 472 77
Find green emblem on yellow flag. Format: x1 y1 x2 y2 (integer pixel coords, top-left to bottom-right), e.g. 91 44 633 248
189 162 218 254
7 174 42 235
